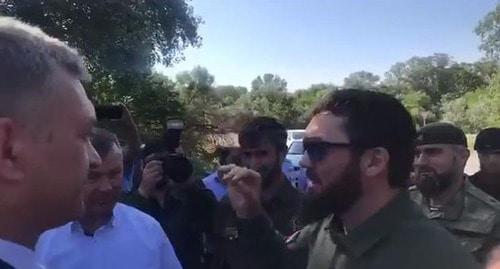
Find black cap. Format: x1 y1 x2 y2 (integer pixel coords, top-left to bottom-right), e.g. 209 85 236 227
416 122 467 147
474 128 500 152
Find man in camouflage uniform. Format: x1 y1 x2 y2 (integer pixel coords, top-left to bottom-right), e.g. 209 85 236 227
218 90 478 269
411 122 500 263
470 128 500 201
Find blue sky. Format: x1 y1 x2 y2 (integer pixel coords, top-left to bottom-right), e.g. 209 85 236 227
155 0 499 91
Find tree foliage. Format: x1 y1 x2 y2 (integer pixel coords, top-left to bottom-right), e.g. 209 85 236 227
173 67 222 166
0 0 201 74
442 71 500 133
401 91 433 127
126 74 184 138
475 3 500 61
343 71 380 90
383 53 488 119
0 0 201 138
214 85 248 106
251 73 288 92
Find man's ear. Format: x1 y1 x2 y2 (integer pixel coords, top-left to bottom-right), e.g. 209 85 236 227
360 147 389 178
0 118 25 183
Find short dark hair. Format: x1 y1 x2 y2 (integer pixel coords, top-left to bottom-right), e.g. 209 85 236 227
239 117 287 153
311 89 416 188
91 128 121 159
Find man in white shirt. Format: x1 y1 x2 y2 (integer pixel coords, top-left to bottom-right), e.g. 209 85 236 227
0 17 102 269
36 128 182 269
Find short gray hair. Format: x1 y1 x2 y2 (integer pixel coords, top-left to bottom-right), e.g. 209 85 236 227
0 17 90 118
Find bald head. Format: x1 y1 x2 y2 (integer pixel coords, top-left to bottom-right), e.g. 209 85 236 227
0 16 89 122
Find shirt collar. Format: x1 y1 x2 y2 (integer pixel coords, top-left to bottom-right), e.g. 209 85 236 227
0 238 44 269
329 191 415 258
71 206 118 235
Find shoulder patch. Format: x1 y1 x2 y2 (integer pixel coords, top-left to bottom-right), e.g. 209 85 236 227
285 218 329 249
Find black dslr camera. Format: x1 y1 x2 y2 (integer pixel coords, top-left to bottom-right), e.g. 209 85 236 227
143 119 193 187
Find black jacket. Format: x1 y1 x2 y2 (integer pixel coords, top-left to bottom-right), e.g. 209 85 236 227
122 180 217 269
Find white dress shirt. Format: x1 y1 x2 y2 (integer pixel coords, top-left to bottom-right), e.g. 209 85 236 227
0 238 44 269
35 203 182 269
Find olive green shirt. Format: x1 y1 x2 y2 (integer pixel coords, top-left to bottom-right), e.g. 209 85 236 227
237 191 479 269
410 178 500 263
212 179 302 269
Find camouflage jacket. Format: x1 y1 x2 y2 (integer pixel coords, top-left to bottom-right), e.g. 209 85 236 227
410 177 500 263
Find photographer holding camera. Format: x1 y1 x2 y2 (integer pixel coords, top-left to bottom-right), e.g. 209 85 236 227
123 120 217 269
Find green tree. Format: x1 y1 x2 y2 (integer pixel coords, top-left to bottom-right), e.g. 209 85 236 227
176 66 216 104
401 90 433 127
442 97 471 131
0 0 201 74
293 83 336 126
383 53 487 118
475 3 500 60
92 73 184 139
1 0 202 156
443 63 487 101
127 74 184 138
260 92 301 128
442 71 500 133
175 67 222 166
214 85 248 106
343 71 380 90
251 73 287 92
470 60 499 83
384 53 452 103
244 73 300 126
236 91 301 128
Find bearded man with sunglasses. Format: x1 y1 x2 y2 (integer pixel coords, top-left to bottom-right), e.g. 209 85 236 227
218 89 478 269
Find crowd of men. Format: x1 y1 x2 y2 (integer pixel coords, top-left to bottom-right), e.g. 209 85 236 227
1 16 500 269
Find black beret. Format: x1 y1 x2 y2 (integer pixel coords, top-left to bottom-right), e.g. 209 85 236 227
416 122 467 147
474 128 500 152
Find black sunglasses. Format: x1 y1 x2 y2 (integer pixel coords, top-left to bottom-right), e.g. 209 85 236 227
303 141 355 162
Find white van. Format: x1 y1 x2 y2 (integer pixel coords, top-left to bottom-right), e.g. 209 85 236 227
286 129 305 148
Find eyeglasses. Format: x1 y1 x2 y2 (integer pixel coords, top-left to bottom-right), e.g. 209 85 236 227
302 141 355 162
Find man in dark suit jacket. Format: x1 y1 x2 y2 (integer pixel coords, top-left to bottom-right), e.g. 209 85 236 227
0 17 101 268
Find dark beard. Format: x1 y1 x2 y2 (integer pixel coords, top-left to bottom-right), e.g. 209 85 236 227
298 157 362 225
259 163 282 190
415 167 455 198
